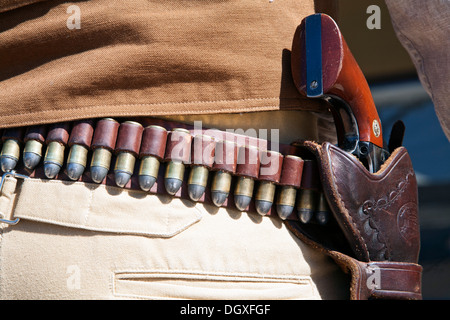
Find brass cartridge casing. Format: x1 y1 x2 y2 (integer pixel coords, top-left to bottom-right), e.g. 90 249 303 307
255 181 276 215
139 155 160 180
1 139 20 161
255 181 276 202
296 188 319 223
114 151 136 175
90 148 113 183
276 186 297 220
316 192 331 225
23 139 44 169
0 139 21 172
234 176 254 197
211 171 232 193
187 165 209 201
164 128 191 195
234 176 254 211
24 139 43 158
188 166 209 187
67 144 89 167
114 151 137 187
164 160 185 195
43 141 66 178
277 186 297 207
211 170 232 207
91 147 112 170
44 141 65 167
138 155 161 191
66 144 90 180
165 160 185 181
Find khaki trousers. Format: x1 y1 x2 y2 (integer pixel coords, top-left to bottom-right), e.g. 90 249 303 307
0 175 349 299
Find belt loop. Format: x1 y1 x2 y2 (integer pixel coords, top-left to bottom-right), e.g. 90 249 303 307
0 171 29 225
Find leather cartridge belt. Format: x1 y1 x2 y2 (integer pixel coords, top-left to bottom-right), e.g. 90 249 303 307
0 117 424 300
0 117 330 224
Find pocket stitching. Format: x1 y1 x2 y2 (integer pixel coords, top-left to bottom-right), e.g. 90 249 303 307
112 269 315 299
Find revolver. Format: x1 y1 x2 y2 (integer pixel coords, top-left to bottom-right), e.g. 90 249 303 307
291 13 390 173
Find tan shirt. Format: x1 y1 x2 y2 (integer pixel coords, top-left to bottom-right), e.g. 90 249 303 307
0 0 329 129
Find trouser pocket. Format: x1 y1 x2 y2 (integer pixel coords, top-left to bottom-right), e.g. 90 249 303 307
113 270 316 300
9 178 202 237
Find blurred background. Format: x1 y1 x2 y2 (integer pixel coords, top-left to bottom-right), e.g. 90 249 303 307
325 0 450 299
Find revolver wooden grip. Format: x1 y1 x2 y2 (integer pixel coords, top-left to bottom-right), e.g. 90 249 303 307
291 13 384 149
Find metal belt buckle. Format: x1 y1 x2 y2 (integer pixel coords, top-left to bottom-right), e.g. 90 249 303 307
0 171 29 225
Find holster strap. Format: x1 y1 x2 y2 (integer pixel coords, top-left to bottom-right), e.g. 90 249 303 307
353 260 422 300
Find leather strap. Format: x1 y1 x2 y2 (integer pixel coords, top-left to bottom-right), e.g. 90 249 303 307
46 122 71 145
235 145 261 179
328 250 423 300
68 120 95 148
115 121 144 156
212 140 238 173
279 155 304 187
164 128 192 163
140 125 168 160
91 118 120 151
191 135 216 168
259 150 284 183
24 125 47 144
354 261 422 300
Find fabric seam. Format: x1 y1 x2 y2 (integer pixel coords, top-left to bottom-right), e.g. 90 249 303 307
114 269 314 281
112 269 314 299
3 97 283 117
14 178 203 237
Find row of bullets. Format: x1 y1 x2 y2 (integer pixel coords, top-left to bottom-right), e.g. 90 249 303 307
0 118 330 223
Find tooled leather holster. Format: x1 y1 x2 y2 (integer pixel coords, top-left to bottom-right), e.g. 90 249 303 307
286 140 422 300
